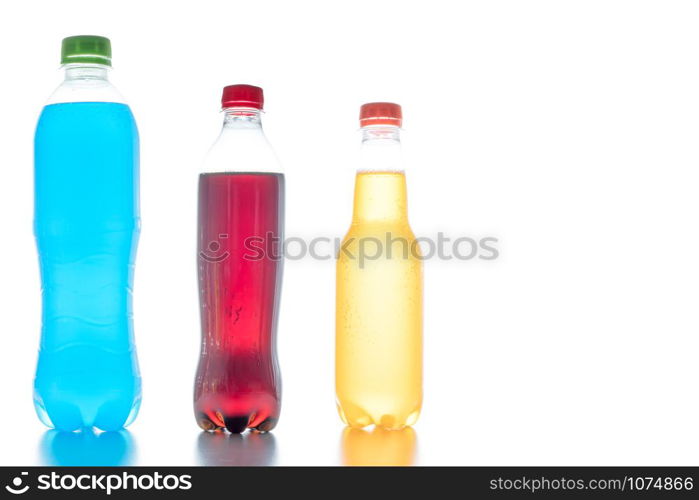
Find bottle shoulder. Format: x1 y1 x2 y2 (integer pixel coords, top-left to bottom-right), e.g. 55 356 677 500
202 129 282 174
343 220 416 238
46 79 127 105
338 222 422 264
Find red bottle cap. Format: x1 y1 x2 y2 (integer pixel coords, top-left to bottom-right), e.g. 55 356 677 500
359 102 402 127
221 84 264 109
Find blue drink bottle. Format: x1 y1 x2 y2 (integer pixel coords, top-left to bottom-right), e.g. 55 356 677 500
33 36 141 431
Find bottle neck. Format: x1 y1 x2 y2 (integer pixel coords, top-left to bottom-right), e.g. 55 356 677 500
359 126 403 172
63 64 110 82
352 125 407 222
222 108 263 130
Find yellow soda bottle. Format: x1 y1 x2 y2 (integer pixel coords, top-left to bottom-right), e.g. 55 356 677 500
336 103 423 430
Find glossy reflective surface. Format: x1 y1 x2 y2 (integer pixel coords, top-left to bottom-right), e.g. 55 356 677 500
341 426 417 466
40 429 135 466
196 431 277 466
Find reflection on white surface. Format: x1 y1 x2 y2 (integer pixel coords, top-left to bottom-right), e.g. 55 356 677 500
341 426 417 466
40 429 135 466
196 431 277 466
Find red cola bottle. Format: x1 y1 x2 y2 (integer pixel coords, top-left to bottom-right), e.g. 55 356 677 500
194 85 283 433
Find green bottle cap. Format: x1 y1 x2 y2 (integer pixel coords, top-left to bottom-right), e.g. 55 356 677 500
61 35 112 66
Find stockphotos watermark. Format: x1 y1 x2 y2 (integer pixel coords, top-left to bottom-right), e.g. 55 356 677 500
200 232 499 268
4 470 192 495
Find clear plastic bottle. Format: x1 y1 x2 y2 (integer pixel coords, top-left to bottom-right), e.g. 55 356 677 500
33 36 141 431
336 103 423 430
194 85 284 433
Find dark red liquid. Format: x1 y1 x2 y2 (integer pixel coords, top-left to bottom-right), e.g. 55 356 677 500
194 172 284 433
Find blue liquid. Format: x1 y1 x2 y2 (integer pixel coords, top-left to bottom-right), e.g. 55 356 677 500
34 102 141 431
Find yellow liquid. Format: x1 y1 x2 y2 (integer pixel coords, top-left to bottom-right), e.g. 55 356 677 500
336 171 423 429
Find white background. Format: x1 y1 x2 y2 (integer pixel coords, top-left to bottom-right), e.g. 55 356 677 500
0 0 697 466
